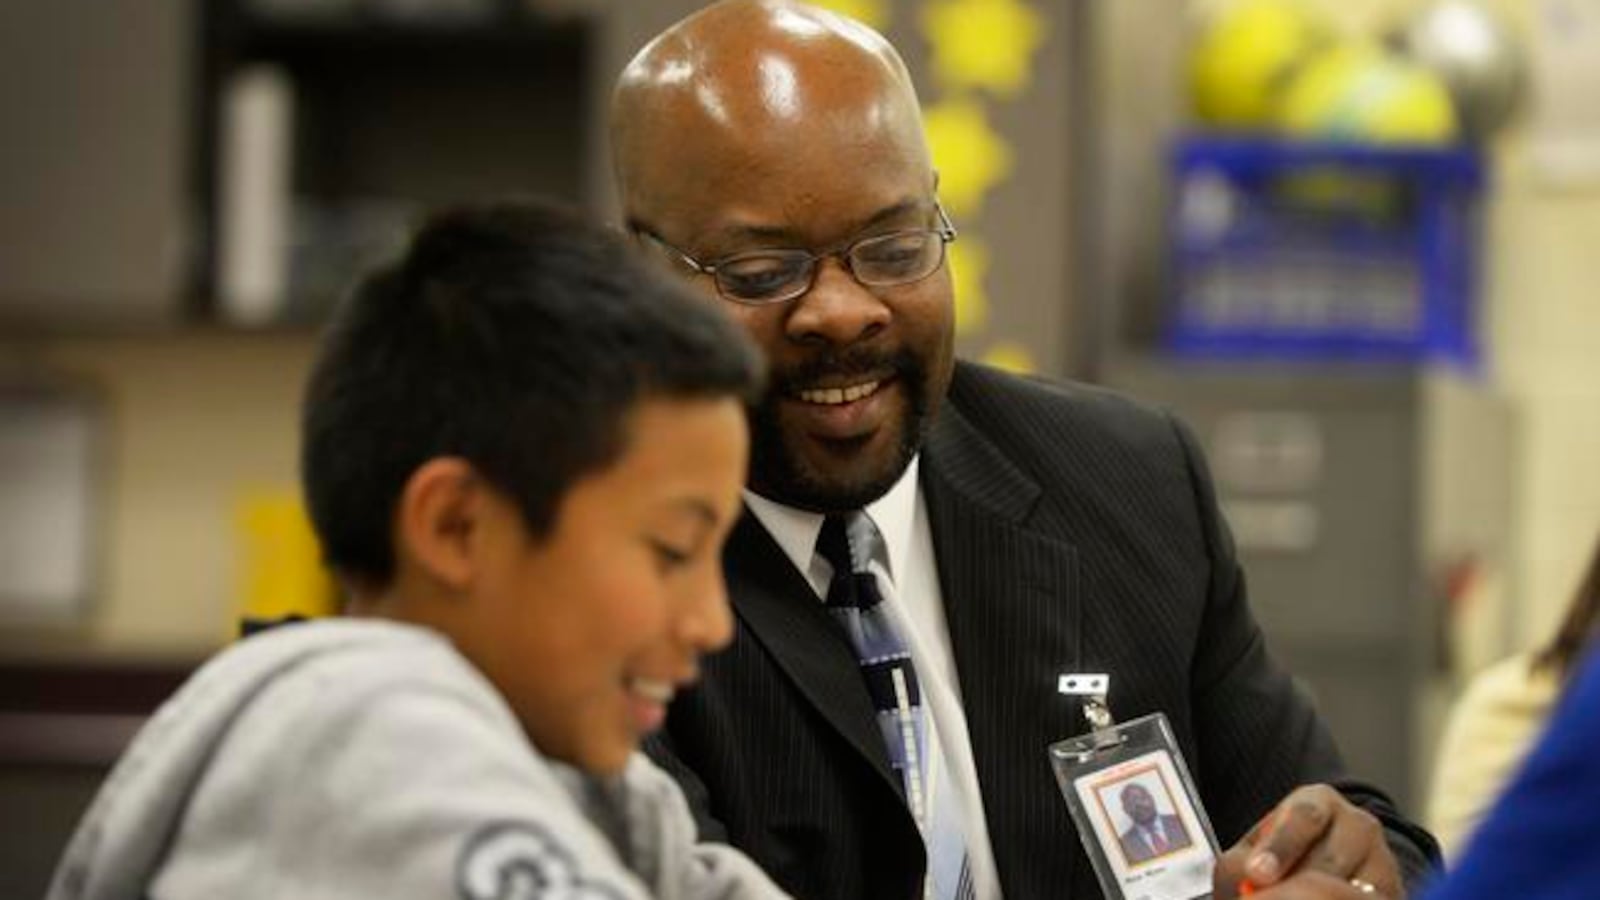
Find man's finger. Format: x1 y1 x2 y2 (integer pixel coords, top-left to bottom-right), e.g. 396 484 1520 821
1244 807 1280 847
1347 842 1404 899
1212 841 1255 899
1295 804 1386 883
1247 786 1342 885
1242 869 1391 900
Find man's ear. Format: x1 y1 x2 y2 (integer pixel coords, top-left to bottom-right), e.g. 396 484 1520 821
395 457 485 592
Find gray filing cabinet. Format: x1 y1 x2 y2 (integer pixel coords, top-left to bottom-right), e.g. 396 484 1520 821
1107 362 1512 810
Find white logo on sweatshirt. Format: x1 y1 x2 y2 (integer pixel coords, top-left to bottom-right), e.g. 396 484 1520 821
457 821 625 900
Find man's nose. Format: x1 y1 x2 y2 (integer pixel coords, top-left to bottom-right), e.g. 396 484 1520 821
783 258 890 346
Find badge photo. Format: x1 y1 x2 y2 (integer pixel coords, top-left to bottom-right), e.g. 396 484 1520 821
1049 676 1219 900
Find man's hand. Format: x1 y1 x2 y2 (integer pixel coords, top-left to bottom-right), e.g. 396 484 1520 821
1212 784 1402 900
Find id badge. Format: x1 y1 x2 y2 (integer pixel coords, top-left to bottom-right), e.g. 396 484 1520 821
1048 675 1219 900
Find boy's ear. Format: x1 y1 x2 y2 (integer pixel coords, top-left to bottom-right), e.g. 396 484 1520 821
395 457 485 592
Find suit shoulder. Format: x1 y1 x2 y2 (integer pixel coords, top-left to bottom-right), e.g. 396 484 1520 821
945 360 1191 469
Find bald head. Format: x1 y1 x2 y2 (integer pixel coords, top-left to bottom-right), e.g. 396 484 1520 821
609 1 957 513
610 0 931 231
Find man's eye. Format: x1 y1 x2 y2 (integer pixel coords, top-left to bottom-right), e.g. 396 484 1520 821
720 256 806 297
857 235 928 271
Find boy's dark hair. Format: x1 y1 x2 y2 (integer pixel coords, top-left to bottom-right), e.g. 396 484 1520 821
301 199 763 587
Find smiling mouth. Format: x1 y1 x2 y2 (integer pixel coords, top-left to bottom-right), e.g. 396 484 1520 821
795 379 882 405
626 676 677 704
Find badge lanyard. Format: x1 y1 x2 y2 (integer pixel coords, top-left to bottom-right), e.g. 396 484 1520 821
1049 675 1221 900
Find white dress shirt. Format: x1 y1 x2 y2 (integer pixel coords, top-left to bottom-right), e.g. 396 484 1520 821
743 457 1004 900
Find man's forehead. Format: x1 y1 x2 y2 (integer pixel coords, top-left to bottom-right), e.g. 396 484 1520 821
704 193 935 248
622 101 929 242
632 156 932 252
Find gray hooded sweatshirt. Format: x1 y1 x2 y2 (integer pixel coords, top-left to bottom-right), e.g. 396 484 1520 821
46 618 787 900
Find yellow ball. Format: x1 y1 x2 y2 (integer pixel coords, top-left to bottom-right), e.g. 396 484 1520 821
1189 0 1330 129
1275 44 1459 145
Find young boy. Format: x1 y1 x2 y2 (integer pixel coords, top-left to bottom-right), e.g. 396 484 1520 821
47 201 787 900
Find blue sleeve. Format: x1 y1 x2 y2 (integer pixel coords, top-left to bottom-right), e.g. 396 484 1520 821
1423 653 1600 900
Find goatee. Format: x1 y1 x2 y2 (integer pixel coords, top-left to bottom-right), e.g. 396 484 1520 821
744 345 929 513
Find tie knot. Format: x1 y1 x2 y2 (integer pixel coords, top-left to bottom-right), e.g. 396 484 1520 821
818 513 882 576
817 513 887 612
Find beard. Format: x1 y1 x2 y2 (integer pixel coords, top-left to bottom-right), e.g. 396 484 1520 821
744 344 932 513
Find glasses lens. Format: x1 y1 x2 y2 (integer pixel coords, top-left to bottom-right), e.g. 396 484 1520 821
850 232 941 286
716 252 813 303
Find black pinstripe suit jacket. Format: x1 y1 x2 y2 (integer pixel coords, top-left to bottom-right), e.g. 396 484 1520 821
647 361 1437 899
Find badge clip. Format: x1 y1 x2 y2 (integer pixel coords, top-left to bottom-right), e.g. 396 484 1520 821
1057 673 1123 752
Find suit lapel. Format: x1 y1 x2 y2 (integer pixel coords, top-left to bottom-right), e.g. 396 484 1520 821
923 398 1085 896
1125 828 1152 861
722 513 901 792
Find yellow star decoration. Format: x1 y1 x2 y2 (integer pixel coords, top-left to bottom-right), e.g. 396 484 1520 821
807 0 890 31
981 341 1037 374
947 235 989 337
921 0 1047 97
923 97 1012 219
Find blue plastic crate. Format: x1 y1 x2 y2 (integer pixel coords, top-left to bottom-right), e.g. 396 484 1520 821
1165 136 1484 368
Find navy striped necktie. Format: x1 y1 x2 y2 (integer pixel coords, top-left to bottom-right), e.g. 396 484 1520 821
816 513 975 900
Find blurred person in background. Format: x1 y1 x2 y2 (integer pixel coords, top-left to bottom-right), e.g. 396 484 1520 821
1422 613 1600 898
1426 528 1600 860
46 200 788 900
609 2 1439 898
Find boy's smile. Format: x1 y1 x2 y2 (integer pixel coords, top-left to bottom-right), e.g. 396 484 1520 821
454 397 748 774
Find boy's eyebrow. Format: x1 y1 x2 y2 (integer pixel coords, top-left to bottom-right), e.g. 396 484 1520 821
671 498 719 527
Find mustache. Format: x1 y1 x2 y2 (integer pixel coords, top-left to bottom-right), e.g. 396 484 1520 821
767 346 922 395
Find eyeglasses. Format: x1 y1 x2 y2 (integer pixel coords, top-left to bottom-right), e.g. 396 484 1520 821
639 204 958 306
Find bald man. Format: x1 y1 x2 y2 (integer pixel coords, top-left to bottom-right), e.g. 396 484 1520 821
610 3 1439 899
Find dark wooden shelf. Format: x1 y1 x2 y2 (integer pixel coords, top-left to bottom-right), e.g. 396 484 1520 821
188 0 596 323
226 9 589 60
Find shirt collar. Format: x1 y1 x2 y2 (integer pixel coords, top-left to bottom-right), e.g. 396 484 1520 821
742 456 921 585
